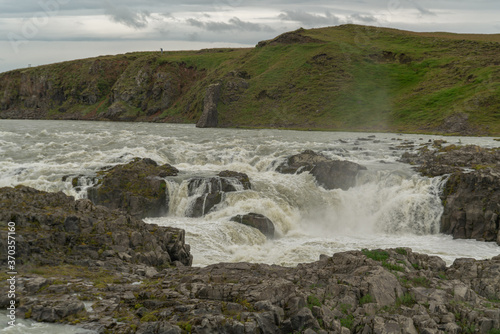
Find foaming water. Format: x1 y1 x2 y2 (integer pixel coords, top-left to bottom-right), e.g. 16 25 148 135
1 120 499 269
0 311 96 333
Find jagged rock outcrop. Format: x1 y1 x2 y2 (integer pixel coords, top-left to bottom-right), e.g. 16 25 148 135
400 142 500 177
221 70 250 103
277 150 367 190
437 112 479 135
108 60 202 120
230 213 275 238
87 158 178 219
0 186 193 268
196 83 221 128
0 57 204 122
0 58 129 120
400 143 500 245
441 170 500 244
186 171 251 217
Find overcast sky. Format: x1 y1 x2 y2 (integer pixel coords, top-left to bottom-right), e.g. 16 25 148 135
1 0 499 73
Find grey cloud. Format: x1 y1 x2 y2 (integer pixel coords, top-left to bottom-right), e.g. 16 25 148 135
412 3 437 16
188 32 200 41
187 18 205 28
160 12 173 19
228 18 274 32
349 13 378 24
104 3 151 29
187 17 274 32
278 10 340 27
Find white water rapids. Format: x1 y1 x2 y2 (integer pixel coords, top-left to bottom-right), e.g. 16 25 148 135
1 120 499 268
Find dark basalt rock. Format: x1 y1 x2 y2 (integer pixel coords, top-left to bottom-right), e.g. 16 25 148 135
188 191 223 218
400 143 500 177
196 83 221 128
441 170 500 244
218 170 252 190
230 213 275 238
87 158 178 219
276 150 367 190
311 160 367 191
186 171 251 217
0 186 193 268
276 149 329 174
400 143 500 245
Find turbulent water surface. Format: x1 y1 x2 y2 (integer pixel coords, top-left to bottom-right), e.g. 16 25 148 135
1 120 500 269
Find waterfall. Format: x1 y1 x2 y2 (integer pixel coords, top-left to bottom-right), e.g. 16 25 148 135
1 120 498 267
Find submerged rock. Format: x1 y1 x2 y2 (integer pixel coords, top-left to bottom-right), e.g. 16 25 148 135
186 171 251 217
276 150 367 190
217 170 252 190
230 213 275 238
87 158 178 219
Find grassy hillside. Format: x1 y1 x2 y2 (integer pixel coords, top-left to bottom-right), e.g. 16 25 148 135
1 24 500 135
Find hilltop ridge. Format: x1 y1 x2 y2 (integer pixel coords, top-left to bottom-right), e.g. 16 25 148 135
1 24 500 135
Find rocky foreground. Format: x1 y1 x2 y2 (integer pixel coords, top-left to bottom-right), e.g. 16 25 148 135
0 185 499 334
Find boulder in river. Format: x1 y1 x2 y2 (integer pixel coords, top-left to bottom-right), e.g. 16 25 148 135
87 158 178 219
230 213 275 238
186 170 251 217
277 150 366 190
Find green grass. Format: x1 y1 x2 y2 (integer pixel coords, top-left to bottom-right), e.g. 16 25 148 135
25 264 121 287
396 292 416 307
340 315 354 329
359 294 373 305
362 249 389 262
2 24 500 134
382 261 405 272
307 295 322 309
395 248 407 255
411 277 431 288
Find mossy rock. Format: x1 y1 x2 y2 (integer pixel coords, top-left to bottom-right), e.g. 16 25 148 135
87 158 178 219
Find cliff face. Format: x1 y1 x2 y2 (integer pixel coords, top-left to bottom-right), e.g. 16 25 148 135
400 143 500 245
1 25 500 134
0 58 129 119
0 54 205 122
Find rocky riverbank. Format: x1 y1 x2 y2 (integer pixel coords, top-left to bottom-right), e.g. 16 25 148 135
401 142 500 245
0 185 499 333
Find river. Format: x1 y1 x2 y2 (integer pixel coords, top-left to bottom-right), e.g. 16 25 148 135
1 120 499 268
1 119 500 333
